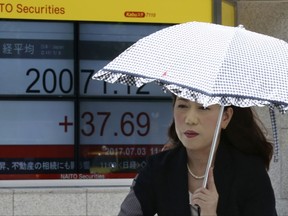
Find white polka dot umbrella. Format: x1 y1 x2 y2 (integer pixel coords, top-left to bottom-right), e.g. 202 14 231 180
92 21 288 187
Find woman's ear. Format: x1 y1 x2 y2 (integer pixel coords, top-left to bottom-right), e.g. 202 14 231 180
221 107 233 129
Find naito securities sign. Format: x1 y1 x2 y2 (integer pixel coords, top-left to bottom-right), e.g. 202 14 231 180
0 0 213 23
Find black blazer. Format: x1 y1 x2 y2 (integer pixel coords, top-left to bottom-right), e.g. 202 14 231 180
133 142 277 216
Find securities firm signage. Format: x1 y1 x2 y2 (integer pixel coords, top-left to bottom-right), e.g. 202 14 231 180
0 0 212 23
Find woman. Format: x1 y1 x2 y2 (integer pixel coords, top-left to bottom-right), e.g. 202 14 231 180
118 96 277 216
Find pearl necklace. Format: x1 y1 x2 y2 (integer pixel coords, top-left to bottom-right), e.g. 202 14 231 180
186 163 205 179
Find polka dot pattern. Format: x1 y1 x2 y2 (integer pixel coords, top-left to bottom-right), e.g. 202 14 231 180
93 22 288 113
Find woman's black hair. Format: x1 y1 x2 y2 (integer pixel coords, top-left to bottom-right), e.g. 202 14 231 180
167 95 273 170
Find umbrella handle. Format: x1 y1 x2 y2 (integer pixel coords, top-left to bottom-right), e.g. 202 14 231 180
202 105 225 188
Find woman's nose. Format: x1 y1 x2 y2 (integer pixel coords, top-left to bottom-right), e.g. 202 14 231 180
185 108 198 125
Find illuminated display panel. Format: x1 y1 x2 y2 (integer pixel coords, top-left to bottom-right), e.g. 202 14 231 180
78 23 173 179
0 21 75 180
0 21 74 96
0 100 74 177
0 21 173 180
79 23 171 97
79 100 172 178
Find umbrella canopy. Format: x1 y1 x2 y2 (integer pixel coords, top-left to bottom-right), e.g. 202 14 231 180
92 22 288 112
92 21 288 186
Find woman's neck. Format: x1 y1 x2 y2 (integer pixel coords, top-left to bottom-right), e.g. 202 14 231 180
186 149 209 176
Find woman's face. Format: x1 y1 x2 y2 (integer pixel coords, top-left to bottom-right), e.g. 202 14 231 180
173 97 232 152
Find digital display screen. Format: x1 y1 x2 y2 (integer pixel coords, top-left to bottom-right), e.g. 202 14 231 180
0 21 74 95
80 100 172 145
0 100 75 174
79 100 172 178
0 21 173 180
79 23 171 97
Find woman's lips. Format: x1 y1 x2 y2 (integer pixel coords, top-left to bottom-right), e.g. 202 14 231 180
184 130 199 138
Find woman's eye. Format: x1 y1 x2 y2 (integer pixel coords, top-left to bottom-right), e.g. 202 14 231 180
177 104 187 108
198 106 209 110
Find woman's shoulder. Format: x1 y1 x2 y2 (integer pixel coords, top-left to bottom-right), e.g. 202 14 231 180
216 143 273 200
219 143 268 179
216 145 276 216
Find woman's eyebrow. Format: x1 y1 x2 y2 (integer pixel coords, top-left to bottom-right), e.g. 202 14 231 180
177 97 189 102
